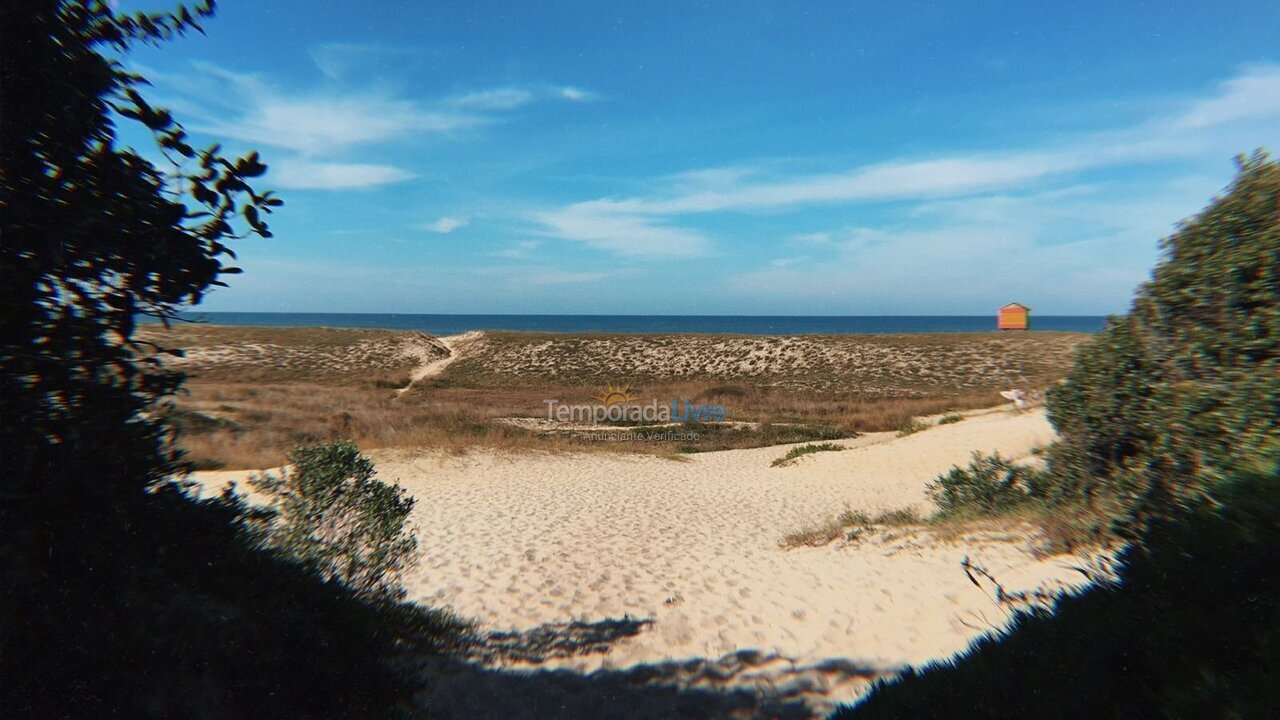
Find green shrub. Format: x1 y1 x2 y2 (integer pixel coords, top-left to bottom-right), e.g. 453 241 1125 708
249 441 418 599
1044 152 1280 530
771 442 846 467
926 451 1039 518
896 418 929 437
937 413 965 425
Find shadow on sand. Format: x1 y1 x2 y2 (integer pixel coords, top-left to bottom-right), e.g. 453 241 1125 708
409 617 892 719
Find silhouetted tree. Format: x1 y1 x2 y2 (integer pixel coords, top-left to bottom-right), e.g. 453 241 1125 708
1 0 278 527
1 3 463 717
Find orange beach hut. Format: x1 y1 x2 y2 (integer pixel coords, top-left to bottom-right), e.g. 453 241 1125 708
998 302 1030 330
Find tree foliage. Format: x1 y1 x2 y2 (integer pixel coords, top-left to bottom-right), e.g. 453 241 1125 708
839 154 1280 717
1043 152 1280 531
1 0 280 511
248 442 419 600
0 4 465 717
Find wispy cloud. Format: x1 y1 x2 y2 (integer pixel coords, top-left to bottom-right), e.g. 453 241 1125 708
309 42 423 83
553 85 598 102
493 239 541 258
1171 64 1280 130
425 216 468 234
184 61 482 157
143 59 599 191
448 88 536 111
725 175 1219 313
272 161 416 190
525 269 617 285
532 201 711 257
473 265 623 285
531 64 1280 258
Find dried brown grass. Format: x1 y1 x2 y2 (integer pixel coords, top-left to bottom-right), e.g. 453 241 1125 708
154 325 1088 469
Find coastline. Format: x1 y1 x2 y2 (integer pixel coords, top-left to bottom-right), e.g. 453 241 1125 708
145 311 1109 336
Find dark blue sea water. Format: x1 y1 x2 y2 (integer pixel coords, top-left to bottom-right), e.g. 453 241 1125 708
162 312 1107 335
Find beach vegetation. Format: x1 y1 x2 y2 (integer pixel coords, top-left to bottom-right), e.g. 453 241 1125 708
837 152 1280 718
246 441 419 600
926 452 1039 518
771 442 846 467
896 417 930 437
144 322 1087 467
780 506 923 548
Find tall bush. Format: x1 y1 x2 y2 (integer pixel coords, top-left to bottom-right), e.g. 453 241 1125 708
250 442 419 600
1044 152 1280 529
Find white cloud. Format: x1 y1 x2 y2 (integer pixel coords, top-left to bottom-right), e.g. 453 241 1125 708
493 239 541 258
426 216 468 233
471 265 622 285
531 64 1280 258
554 86 597 102
272 161 415 190
769 256 811 268
449 88 535 110
533 202 711 257
187 63 482 156
1172 64 1280 130
309 43 420 83
526 269 616 285
722 175 1217 314
790 231 833 244
144 61 599 192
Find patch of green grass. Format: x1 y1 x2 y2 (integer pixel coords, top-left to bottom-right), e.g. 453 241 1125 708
771 442 846 467
673 421 850 454
896 418 930 437
938 412 965 425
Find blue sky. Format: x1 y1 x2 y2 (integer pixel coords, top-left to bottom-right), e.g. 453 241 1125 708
125 0 1280 315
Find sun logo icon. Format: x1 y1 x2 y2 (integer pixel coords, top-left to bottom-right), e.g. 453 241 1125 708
592 383 639 405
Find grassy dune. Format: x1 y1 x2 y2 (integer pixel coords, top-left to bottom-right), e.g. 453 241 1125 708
143 324 1092 469
442 331 1086 395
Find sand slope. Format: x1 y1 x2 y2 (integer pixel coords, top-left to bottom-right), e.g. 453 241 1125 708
195 409 1094 717
394 409 1090 714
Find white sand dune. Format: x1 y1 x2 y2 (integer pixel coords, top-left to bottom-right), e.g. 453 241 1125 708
195 408 1096 717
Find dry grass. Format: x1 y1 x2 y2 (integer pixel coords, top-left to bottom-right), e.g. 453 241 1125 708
779 507 923 549
148 324 1091 469
441 331 1088 396
137 323 446 385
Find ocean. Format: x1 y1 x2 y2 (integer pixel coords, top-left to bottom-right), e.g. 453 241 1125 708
161 312 1108 335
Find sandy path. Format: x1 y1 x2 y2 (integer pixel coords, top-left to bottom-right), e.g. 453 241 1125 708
396 330 483 396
